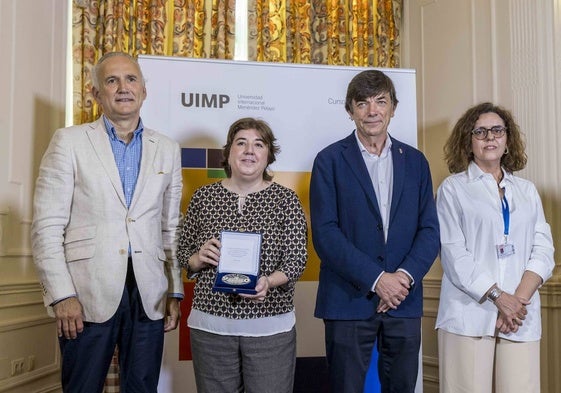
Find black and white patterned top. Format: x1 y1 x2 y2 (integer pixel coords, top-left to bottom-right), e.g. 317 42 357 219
177 181 308 319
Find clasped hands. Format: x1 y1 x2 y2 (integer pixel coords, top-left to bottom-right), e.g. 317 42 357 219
374 271 411 313
494 292 529 334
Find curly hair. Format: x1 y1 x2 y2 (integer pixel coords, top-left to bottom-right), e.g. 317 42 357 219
221 117 280 181
444 102 527 174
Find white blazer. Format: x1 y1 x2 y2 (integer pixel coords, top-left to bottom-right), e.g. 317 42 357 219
31 118 184 323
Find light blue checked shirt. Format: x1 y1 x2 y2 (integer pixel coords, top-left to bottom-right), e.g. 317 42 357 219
103 116 183 301
103 115 143 208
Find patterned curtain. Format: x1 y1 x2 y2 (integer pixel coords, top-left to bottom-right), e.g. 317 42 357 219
72 0 235 124
73 0 400 123
249 0 401 66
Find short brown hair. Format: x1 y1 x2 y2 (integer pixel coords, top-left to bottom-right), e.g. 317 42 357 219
444 102 527 174
221 118 280 181
345 70 399 113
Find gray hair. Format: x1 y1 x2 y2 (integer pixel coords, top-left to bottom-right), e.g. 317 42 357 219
91 52 145 90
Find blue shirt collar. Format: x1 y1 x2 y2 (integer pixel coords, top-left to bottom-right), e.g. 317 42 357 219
102 115 144 141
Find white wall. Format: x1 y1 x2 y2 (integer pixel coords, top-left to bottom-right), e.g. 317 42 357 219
0 1 66 392
402 1 561 391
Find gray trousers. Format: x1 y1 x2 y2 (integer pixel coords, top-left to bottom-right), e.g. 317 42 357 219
190 327 297 393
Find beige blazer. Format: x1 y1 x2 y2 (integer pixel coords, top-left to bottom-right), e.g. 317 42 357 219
31 118 184 323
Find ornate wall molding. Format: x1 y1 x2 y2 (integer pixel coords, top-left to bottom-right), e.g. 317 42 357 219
0 281 59 391
0 283 49 331
0 211 7 257
417 0 437 6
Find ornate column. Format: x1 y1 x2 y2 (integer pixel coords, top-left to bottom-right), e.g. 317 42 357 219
509 1 561 391
0 209 7 257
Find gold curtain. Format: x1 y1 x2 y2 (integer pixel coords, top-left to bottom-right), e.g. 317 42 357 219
73 0 400 123
72 0 235 124
249 0 401 66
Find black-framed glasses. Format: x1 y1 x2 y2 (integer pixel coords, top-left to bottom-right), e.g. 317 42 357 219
471 126 507 140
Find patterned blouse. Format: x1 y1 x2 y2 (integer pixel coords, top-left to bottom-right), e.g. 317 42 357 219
177 181 308 319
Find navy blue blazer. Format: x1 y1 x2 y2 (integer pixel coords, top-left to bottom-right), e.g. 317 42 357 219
311 132 439 319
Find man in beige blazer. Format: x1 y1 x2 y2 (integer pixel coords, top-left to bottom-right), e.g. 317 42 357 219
31 52 183 393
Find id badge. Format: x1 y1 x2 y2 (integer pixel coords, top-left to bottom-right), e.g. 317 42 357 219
496 243 515 258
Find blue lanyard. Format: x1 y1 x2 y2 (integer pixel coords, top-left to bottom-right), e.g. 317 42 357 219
501 194 510 241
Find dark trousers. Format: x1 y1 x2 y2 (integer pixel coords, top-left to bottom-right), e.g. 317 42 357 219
59 259 164 393
324 313 421 393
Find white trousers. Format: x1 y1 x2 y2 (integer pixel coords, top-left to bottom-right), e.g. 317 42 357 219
438 329 540 393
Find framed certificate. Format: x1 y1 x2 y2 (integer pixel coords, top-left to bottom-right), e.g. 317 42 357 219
212 230 262 294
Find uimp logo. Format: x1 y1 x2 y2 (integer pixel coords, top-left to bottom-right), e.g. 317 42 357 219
181 93 230 108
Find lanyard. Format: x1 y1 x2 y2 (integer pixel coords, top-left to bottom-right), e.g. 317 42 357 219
501 194 510 242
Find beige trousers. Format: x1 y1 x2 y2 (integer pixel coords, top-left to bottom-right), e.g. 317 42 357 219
438 329 540 393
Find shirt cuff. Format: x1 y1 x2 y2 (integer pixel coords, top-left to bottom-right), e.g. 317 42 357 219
397 268 415 286
168 293 184 300
50 295 76 307
371 271 386 293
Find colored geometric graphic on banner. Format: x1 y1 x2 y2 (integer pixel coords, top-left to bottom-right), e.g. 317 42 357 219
178 282 194 361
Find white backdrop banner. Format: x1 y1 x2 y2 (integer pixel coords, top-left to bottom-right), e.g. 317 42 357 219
138 56 418 164
137 55 420 393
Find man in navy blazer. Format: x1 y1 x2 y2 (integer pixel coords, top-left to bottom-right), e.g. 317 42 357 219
310 70 439 392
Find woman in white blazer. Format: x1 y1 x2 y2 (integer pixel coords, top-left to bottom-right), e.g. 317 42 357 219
436 102 554 393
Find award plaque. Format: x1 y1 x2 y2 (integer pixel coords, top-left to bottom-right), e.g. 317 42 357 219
212 230 262 294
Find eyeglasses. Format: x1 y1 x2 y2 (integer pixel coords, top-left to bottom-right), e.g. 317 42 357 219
471 126 507 140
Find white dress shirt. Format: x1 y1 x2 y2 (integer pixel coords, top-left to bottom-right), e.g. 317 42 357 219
355 133 414 292
435 161 554 341
356 132 393 242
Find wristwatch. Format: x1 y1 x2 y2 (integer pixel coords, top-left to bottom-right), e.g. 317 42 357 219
487 287 503 303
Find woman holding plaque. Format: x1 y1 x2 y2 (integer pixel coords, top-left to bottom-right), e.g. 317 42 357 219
435 103 555 393
177 117 308 393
